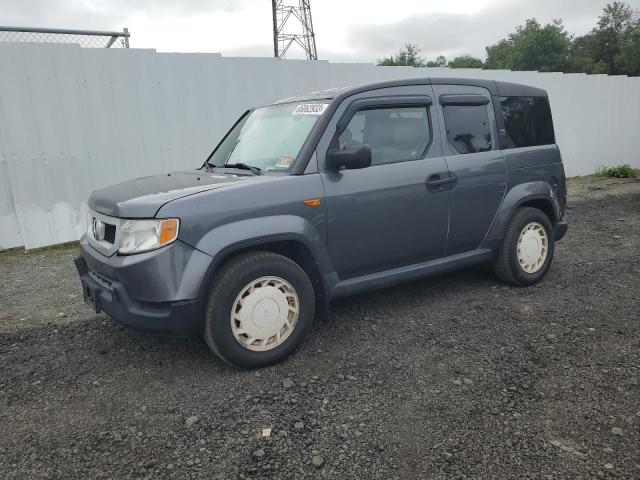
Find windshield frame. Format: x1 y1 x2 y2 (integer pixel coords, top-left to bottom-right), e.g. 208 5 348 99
202 109 251 169
202 100 333 175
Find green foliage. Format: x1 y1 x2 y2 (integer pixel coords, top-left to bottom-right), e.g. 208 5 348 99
599 1 637 31
596 164 636 178
564 34 610 73
448 55 485 69
482 39 511 69
486 19 572 72
379 2 640 77
616 25 640 75
427 55 447 67
571 1 640 74
377 43 426 67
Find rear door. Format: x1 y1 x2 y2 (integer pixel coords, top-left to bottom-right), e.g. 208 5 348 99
432 85 507 255
317 85 451 279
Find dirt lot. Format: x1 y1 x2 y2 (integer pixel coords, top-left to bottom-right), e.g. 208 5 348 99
1 176 639 479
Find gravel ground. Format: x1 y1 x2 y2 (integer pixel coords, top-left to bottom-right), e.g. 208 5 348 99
1 176 639 479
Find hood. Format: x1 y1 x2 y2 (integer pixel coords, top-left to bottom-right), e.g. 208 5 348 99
89 170 253 218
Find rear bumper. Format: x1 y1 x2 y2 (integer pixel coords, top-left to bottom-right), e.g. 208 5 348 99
554 219 568 241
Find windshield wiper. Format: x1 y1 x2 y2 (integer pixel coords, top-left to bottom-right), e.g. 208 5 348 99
222 162 262 175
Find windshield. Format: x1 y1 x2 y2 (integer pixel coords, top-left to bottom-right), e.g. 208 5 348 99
207 102 328 172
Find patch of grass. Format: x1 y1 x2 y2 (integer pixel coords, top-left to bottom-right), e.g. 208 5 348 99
596 164 636 178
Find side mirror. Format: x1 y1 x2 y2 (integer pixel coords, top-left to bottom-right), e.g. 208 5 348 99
326 145 372 170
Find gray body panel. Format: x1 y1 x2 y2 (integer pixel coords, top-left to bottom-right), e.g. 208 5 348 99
321 159 450 278
89 170 253 218
486 146 566 240
80 235 211 303
157 174 332 280
315 85 450 278
77 77 567 335
431 84 507 255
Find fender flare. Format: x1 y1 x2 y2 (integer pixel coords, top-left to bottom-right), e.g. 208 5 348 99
192 215 334 299
486 181 560 241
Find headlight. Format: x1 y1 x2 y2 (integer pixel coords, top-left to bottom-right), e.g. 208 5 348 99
119 218 179 254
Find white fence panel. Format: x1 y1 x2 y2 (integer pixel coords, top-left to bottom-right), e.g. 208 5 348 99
1 43 639 250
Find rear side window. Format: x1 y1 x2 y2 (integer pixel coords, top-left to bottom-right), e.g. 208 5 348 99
338 106 431 165
442 105 492 154
500 96 555 148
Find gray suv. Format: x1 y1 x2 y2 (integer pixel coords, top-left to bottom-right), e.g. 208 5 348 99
75 78 568 368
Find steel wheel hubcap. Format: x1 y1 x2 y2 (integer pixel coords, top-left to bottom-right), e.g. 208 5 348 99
517 222 548 273
230 276 299 351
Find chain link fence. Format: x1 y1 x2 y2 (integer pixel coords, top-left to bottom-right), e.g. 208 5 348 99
0 26 129 48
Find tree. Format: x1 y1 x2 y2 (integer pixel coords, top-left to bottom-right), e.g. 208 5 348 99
616 25 640 75
377 43 426 67
376 3 640 76
565 34 607 73
485 19 572 72
594 1 639 73
426 55 447 67
598 1 637 32
484 39 513 69
448 55 485 69
569 2 639 74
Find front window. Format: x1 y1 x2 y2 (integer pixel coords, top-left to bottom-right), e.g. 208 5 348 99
207 102 328 172
337 106 431 165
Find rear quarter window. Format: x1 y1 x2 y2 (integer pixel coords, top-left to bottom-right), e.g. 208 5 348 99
501 96 555 148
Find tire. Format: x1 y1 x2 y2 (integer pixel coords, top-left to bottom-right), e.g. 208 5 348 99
204 251 315 369
492 207 555 287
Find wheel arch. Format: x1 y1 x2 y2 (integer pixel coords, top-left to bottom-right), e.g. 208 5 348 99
486 181 560 242
517 197 556 222
198 235 329 319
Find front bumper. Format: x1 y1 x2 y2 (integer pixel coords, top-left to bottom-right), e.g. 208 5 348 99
75 256 202 335
75 236 212 336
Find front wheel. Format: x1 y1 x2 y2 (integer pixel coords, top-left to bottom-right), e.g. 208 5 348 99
204 251 315 368
492 207 555 286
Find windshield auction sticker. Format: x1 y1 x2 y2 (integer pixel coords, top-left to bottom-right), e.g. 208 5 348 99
274 156 294 168
293 103 329 115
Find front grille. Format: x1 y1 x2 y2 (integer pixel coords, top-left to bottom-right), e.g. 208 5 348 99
87 210 122 257
104 223 116 244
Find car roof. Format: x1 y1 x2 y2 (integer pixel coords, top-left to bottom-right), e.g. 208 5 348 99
270 77 548 106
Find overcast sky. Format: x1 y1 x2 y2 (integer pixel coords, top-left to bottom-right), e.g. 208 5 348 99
3 0 640 62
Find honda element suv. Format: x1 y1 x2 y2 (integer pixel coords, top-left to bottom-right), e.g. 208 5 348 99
75 78 568 368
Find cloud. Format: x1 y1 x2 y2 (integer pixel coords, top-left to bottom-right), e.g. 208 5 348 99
1 0 257 31
222 42 274 57
3 0 639 62
346 0 633 61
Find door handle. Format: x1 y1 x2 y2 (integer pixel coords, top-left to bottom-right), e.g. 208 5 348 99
426 173 456 192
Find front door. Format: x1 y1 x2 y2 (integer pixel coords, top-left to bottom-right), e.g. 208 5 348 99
318 87 451 279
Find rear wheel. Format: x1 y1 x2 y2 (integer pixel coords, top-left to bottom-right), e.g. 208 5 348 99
492 207 555 286
204 251 315 368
